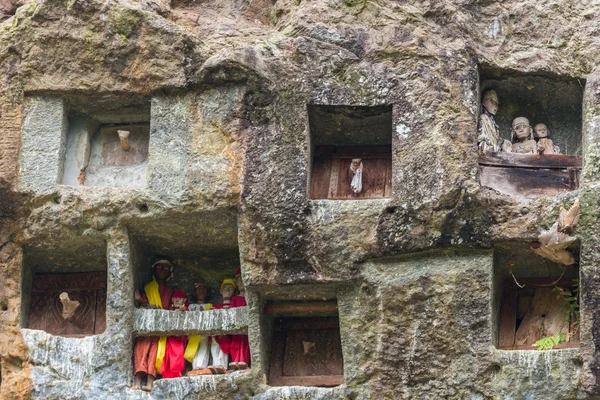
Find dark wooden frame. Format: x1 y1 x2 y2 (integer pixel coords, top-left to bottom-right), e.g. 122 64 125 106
498 276 579 350
268 303 344 387
479 153 582 197
310 145 392 200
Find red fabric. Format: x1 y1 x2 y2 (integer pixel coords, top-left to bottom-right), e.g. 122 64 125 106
230 335 250 364
211 304 231 354
160 336 187 378
134 336 158 377
230 295 246 308
141 285 174 310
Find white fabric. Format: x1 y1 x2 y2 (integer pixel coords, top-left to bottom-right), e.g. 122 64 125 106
350 161 363 193
210 338 229 368
192 336 210 369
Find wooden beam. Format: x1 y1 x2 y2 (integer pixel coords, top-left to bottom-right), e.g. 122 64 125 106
478 153 582 169
269 375 344 387
264 301 338 316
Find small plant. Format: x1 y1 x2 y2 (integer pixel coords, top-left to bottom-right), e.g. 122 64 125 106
554 279 580 327
533 332 567 350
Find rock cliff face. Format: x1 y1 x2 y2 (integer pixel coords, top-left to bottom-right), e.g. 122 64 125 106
1 0 600 399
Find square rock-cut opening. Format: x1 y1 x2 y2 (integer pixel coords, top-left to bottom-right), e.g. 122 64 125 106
493 242 580 350
308 105 392 200
264 300 344 387
61 95 150 188
128 210 249 379
477 67 584 198
21 238 108 337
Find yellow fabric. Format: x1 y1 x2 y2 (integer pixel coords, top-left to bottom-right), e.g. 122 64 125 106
183 303 213 362
221 278 237 290
144 280 163 309
144 280 167 371
155 336 167 371
184 336 201 363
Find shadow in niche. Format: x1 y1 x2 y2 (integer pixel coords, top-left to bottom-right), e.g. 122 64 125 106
128 210 241 309
493 242 580 351
21 238 108 337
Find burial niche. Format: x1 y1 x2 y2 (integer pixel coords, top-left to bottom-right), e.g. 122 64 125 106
265 300 344 387
309 105 392 199
477 69 584 198
494 242 580 350
21 239 107 337
61 95 150 187
128 211 249 391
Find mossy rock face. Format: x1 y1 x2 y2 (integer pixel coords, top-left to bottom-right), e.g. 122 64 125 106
109 6 142 38
344 0 367 12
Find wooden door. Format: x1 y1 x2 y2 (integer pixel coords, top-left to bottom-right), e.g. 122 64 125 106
28 272 107 337
497 277 579 350
269 317 344 387
311 146 392 199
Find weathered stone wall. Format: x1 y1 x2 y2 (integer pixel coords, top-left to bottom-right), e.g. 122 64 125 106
1 0 600 399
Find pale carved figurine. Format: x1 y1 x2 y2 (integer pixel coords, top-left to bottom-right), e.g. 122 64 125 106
185 284 214 376
531 198 580 265
510 117 537 154
132 260 176 392
350 158 363 194
534 123 560 155
59 292 80 320
478 90 511 154
229 269 250 371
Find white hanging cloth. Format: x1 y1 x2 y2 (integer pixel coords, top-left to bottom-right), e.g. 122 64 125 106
350 159 363 194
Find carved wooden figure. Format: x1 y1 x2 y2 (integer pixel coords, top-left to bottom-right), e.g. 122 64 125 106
132 260 175 392
160 290 188 379
185 284 214 376
510 117 537 154
206 279 237 374
229 269 250 371
534 123 560 155
478 90 511 154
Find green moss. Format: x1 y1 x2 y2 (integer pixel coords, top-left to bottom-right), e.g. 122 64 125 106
110 6 142 38
344 0 367 12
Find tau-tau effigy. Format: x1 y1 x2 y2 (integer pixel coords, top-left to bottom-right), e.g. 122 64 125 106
132 260 176 392
510 117 537 154
478 90 511 154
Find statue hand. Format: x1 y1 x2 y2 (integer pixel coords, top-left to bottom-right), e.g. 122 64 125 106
134 289 143 304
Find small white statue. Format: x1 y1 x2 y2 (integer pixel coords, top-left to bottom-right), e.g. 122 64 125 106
350 158 363 194
117 130 131 151
59 292 80 320
478 90 511 154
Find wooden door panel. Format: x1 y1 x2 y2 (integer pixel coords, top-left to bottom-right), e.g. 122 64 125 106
28 272 106 336
282 328 343 377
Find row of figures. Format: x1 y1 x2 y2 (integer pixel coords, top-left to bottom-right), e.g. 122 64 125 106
132 260 250 392
478 90 560 155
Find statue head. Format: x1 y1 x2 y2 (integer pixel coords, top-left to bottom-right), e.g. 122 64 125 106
152 260 173 282
194 283 208 303
172 289 188 309
482 90 499 115
534 123 549 139
511 117 533 142
220 279 237 301
235 269 244 293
